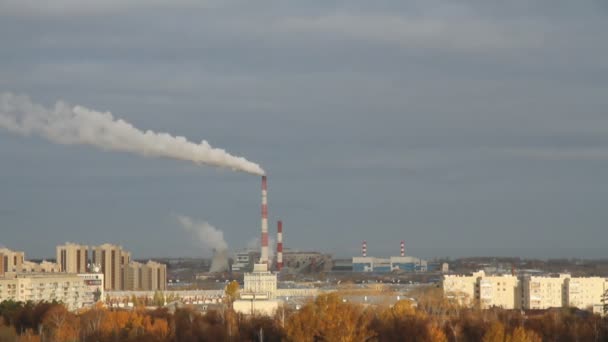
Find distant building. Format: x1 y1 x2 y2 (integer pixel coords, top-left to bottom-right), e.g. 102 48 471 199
0 273 89 310
0 248 25 275
234 263 280 315
20 260 60 273
92 244 131 291
352 256 427 273
141 260 167 291
57 243 89 273
122 260 166 291
232 250 259 272
78 273 105 306
443 271 608 312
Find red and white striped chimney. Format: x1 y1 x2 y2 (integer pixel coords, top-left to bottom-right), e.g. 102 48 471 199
277 220 283 271
362 240 367 257
260 175 269 265
400 240 405 257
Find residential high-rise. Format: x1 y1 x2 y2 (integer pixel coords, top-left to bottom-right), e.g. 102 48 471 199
56 243 89 273
141 260 166 291
122 261 143 291
92 244 131 291
0 248 24 275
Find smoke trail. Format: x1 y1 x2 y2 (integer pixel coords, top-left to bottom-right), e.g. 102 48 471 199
0 92 265 175
176 215 229 272
177 215 228 252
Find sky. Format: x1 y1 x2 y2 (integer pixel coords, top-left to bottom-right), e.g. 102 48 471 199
1 0 607 260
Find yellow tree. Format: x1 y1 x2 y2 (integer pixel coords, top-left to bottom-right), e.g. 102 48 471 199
482 321 506 342
225 280 240 305
286 293 374 342
42 305 79 342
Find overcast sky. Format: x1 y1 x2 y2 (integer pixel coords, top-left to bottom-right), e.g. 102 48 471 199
1 0 607 260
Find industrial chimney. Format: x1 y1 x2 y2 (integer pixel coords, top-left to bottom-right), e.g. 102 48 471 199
362 240 367 257
277 220 283 271
400 240 405 257
260 176 269 265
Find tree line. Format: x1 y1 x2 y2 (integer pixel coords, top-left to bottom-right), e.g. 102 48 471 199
1 288 608 341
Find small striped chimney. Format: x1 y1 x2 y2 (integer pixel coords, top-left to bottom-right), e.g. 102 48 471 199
400 240 405 257
277 220 283 271
362 240 367 257
260 176 269 265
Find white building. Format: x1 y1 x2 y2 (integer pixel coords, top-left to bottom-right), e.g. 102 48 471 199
234 263 280 315
0 273 89 310
444 271 608 312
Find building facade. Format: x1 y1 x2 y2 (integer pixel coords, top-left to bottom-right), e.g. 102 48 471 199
353 256 428 273
0 248 25 275
444 271 608 312
0 273 89 310
92 244 131 291
57 243 89 273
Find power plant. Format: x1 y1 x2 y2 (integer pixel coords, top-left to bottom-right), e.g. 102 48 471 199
352 240 437 273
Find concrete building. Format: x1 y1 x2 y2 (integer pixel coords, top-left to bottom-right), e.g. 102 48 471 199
234 263 280 315
232 249 259 272
122 261 143 291
478 274 521 309
443 271 482 306
92 244 131 291
20 260 60 273
521 274 569 310
353 256 427 273
565 277 608 311
0 273 89 310
57 243 89 273
444 271 608 312
0 248 24 275
141 260 167 291
78 273 104 306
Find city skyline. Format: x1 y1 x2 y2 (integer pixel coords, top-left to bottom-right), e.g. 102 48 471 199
2 1 608 259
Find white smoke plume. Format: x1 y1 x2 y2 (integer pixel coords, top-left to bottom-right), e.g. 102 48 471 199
176 215 229 272
0 92 265 175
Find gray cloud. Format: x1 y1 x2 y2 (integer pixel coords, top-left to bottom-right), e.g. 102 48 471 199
1 0 607 259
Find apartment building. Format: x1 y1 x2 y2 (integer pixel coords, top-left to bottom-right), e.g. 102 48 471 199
0 273 88 310
0 248 25 275
20 260 60 273
443 271 481 306
141 260 167 291
444 271 608 312
521 274 569 310
479 274 521 309
92 244 131 291
57 243 89 273
564 277 608 311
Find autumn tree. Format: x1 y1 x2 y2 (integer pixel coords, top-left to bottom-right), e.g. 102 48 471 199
42 305 79 342
225 280 240 306
286 293 375 342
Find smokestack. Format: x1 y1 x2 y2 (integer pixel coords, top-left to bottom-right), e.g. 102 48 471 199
362 240 367 257
277 220 283 271
400 240 405 257
260 175 269 265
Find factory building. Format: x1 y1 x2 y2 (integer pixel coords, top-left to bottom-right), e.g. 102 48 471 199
232 249 260 273
352 241 428 273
